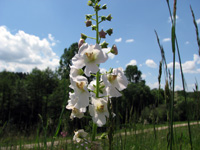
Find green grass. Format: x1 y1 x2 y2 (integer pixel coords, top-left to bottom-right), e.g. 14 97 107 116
0 122 199 150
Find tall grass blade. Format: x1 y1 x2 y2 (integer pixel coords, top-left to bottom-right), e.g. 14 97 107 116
190 6 200 56
166 0 193 149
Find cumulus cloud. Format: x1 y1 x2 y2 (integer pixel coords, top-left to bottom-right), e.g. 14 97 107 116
197 18 200 24
167 54 200 73
167 62 180 69
126 59 137 67
125 39 134 43
102 47 115 59
162 38 171 42
145 59 157 68
115 37 122 43
0 26 59 72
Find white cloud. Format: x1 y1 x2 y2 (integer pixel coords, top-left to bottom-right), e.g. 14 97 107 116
141 74 146 79
125 39 134 43
145 59 157 68
168 15 179 23
182 60 196 73
147 82 159 89
115 37 122 43
126 59 137 67
185 41 190 45
48 33 54 41
196 18 200 24
102 47 115 59
167 54 200 73
116 60 119 63
175 85 183 91
0 26 59 72
162 38 171 42
167 62 180 69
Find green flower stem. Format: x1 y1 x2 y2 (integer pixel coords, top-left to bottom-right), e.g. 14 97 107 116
91 0 100 142
87 36 96 40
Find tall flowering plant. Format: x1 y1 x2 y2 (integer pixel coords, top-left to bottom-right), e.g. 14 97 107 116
66 0 128 148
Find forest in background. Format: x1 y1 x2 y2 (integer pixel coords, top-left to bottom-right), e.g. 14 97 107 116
0 43 199 136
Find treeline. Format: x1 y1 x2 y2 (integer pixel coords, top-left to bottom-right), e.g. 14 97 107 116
0 43 199 135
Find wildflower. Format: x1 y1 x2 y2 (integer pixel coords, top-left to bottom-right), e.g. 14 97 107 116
72 43 108 76
66 92 85 119
61 131 68 137
69 76 90 109
89 97 109 127
102 67 128 97
73 129 88 143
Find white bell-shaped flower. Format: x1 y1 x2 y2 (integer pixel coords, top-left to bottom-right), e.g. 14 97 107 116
102 67 128 97
69 75 90 109
89 97 109 127
72 43 108 76
73 129 88 143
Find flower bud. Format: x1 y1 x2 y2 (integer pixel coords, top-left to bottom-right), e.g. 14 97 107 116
91 25 97 31
111 44 118 55
85 20 92 27
99 29 107 38
94 4 101 11
106 14 112 21
78 38 85 48
102 4 107 9
101 41 109 48
81 33 87 40
87 1 93 6
106 28 113 36
101 16 106 21
85 14 92 20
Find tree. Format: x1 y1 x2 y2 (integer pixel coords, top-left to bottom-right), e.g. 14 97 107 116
58 42 79 79
124 65 142 83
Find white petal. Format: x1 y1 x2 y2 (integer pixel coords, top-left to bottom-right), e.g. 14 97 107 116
96 114 106 127
72 54 85 69
106 86 122 97
84 63 99 77
89 104 95 117
78 43 89 55
74 92 89 109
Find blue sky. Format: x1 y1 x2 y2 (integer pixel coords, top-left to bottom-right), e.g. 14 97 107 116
0 0 200 91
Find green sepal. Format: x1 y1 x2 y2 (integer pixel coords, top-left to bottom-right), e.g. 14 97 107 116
92 25 97 31
81 33 87 40
100 41 109 48
102 4 107 10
